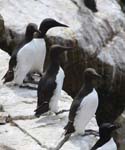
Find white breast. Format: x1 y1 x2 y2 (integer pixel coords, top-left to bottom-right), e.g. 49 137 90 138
49 67 65 112
74 89 98 134
14 39 46 85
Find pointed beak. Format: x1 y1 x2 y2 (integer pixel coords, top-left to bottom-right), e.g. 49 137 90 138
51 44 74 55
58 46 74 53
94 72 102 79
33 29 41 38
55 21 69 28
111 124 121 130
35 29 41 34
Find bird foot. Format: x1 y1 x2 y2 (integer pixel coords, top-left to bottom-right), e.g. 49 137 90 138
23 79 39 85
55 109 69 115
19 85 37 90
81 129 99 137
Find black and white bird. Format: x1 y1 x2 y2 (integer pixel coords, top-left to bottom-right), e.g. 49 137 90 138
34 45 73 117
2 23 38 84
3 18 68 85
54 68 101 150
91 123 120 150
64 68 101 135
84 0 98 12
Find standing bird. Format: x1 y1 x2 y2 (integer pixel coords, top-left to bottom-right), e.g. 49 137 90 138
3 18 68 85
34 45 73 117
54 68 101 150
84 0 98 12
2 23 38 84
91 123 120 150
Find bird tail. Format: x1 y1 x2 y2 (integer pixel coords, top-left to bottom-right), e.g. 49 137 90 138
2 70 14 84
34 102 49 117
64 121 75 135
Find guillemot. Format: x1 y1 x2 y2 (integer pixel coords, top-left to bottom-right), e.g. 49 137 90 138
91 123 120 150
2 23 38 84
34 45 73 117
3 18 68 86
84 0 98 12
54 68 101 150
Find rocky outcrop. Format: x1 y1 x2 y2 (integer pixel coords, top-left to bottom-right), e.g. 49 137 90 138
0 0 125 149
117 0 125 12
0 14 24 56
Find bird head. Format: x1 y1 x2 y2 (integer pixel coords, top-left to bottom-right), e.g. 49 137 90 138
25 23 40 41
99 123 120 136
49 44 74 62
84 68 101 87
38 18 68 37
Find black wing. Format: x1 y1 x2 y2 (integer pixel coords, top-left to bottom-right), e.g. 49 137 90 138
37 76 57 106
64 99 81 135
35 76 56 116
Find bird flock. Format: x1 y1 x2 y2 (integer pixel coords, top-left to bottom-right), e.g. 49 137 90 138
1 0 120 150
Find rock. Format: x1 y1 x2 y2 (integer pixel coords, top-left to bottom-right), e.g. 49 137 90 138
117 0 125 12
0 15 5 34
0 144 16 150
113 112 125 150
0 123 43 150
0 14 24 56
0 0 125 149
0 104 4 112
0 112 9 125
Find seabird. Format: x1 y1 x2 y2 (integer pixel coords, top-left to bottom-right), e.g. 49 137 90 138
84 0 98 12
91 123 120 150
3 18 68 85
34 45 73 117
54 68 101 150
2 23 38 84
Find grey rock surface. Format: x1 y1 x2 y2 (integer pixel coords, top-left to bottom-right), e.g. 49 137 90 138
0 0 125 149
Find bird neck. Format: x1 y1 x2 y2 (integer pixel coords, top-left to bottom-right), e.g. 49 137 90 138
76 83 93 100
38 27 50 38
25 36 33 43
84 80 94 90
25 32 34 42
46 61 60 76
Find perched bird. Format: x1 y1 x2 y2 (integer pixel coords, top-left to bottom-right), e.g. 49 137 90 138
2 23 38 84
91 123 120 150
53 68 101 150
3 18 68 85
34 45 73 117
64 68 101 135
84 0 98 12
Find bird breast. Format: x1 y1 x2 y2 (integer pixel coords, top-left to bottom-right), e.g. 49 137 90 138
17 38 46 71
14 39 46 85
49 67 65 112
74 89 98 134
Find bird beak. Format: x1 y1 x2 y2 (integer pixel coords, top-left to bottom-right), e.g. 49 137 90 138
59 46 74 53
58 23 68 27
54 21 69 28
33 30 41 38
35 29 41 34
94 72 102 79
112 124 121 130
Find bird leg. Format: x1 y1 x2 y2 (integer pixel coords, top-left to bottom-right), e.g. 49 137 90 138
23 80 39 85
23 72 41 85
55 109 69 115
81 129 99 137
19 85 37 90
52 133 71 150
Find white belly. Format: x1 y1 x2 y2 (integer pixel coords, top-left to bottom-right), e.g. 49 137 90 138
14 39 46 85
74 89 98 134
49 67 65 112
